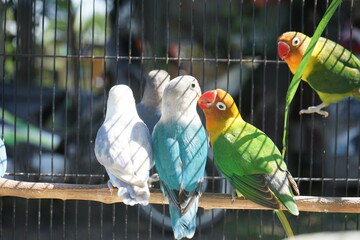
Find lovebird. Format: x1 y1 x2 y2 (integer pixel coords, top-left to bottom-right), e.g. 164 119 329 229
94 85 154 206
136 69 170 133
198 89 299 238
278 31 360 117
152 75 208 239
0 138 7 177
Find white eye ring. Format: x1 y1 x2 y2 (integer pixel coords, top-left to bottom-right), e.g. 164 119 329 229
292 37 301 47
216 102 226 111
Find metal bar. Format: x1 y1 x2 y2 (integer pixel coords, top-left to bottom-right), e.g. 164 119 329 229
0 53 289 65
4 172 360 183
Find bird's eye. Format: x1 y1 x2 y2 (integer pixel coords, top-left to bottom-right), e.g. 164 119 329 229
190 82 196 89
216 102 226 111
292 37 300 47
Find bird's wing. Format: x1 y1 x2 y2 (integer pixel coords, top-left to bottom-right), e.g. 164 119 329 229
153 121 207 214
178 122 208 191
178 121 207 213
130 121 154 171
212 120 295 211
94 116 146 188
266 170 299 215
306 37 360 94
153 123 184 210
232 174 280 209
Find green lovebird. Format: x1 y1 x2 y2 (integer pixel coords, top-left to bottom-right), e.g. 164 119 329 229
198 89 299 238
278 31 360 117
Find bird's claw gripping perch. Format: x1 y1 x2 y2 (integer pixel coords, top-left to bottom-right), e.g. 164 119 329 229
231 189 237 202
148 173 160 188
231 189 244 202
107 180 114 194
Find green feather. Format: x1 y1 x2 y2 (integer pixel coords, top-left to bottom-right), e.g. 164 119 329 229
306 37 360 94
275 210 294 238
231 174 280 209
212 119 299 216
211 119 299 238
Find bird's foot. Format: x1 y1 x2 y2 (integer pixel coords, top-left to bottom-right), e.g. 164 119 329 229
231 189 244 202
107 180 114 194
148 173 159 188
299 103 329 117
231 189 237 202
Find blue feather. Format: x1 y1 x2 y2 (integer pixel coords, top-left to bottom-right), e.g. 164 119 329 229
152 75 207 239
169 199 198 240
0 138 7 177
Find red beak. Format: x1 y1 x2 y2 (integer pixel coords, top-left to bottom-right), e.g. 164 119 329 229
277 41 290 60
198 90 217 109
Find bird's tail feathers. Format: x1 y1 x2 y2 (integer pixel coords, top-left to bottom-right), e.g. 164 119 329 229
129 185 150 206
275 210 295 239
108 172 150 206
119 184 150 206
169 200 198 239
281 197 299 216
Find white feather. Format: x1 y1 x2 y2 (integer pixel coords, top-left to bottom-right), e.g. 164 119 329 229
160 75 202 122
94 85 153 206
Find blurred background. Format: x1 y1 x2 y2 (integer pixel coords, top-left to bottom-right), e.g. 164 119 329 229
0 0 360 239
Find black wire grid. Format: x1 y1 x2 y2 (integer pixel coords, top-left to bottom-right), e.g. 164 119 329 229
0 0 360 239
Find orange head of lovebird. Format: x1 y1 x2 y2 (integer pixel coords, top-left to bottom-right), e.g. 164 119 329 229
198 89 242 131
277 31 310 73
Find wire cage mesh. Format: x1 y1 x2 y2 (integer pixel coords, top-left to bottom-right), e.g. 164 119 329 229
0 0 360 239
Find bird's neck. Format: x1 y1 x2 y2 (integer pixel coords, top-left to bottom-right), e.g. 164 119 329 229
161 107 198 123
286 54 303 74
105 104 137 122
161 95 199 122
140 90 162 108
206 115 242 145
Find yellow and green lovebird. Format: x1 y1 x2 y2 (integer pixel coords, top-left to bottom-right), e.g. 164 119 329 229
278 31 360 117
198 89 299 238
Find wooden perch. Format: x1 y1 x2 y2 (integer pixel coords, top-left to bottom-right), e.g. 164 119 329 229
0 178 359 213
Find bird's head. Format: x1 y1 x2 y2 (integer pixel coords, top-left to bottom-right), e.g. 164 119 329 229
142 69 171 106
108 84 135 106
198 89 241 124
147 69 171 94
161 75 202 119
106 84 135 120
277 31 310 72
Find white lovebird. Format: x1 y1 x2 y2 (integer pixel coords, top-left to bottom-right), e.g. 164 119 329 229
94 85 154 206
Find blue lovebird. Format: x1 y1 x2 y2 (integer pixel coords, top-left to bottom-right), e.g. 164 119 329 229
152 75 208 239
136 69 170 133
0 138 7 177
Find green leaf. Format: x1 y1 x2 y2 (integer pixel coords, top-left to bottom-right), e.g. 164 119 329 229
281 0 343 157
